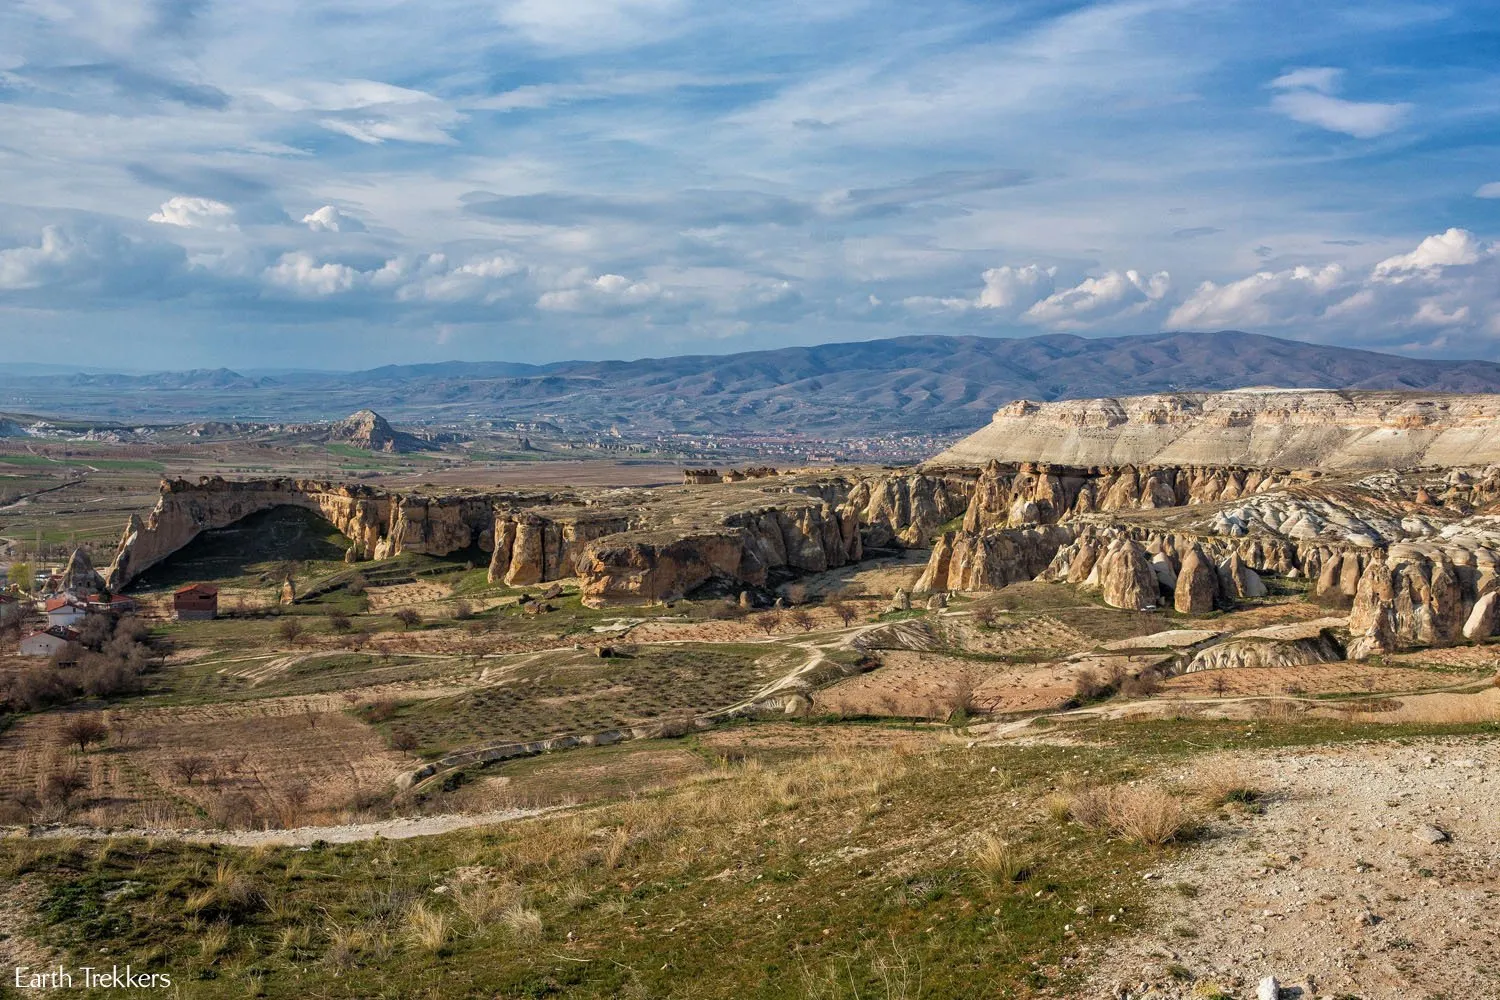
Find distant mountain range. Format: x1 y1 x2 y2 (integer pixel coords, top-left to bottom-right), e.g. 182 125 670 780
5 331 1500 436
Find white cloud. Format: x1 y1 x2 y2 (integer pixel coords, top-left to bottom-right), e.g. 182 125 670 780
1477 182 1500 199
1023 269 1170 327
263 252 360 296
0 226 82 290
1269 67 1411 138
977 265 1055 309
1167 229 1500 339
148 196 238 231
302 205 365 233
0 222 186 295
255 80 462 145
1166 264 1344 329
1372 228 1484 280
538 273 666 312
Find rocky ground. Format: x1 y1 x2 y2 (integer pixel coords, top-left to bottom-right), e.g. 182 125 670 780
1085 737 1500 1000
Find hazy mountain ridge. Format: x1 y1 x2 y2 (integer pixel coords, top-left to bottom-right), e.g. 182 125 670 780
6 331 1500 433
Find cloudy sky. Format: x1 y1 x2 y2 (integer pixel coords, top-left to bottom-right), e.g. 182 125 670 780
1 0 1498 370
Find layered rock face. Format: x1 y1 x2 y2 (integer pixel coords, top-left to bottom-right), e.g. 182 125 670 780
106 470 941 604
914 459 1295 594
574 501 861 606
930 390 1500 470
108 477 537 588
845 473 974 547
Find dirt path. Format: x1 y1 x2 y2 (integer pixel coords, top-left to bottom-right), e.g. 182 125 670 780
13 804 556 847
1085 737 1500 999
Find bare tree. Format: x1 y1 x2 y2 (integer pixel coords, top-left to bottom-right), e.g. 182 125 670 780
61 714 108 753
394 609 422 631
169 754 211 786
833 600 858 627
390 729 419 752
327 610 353 633
972 605 998 628
789 609 815 632
753 612 780 636
277 617 306 644
452 600 474 621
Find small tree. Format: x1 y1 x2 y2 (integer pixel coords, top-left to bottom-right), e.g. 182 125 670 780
390 729 419 752
789 609 814 632
832 600 858 627
753 612 780 636
1209 673 1229 697
61 714 109 753
452 600 474 621
327 610 353 634
169 754 211 785
277 617 306 644
7 561 32 593
972 605 998 628
394 609 422 631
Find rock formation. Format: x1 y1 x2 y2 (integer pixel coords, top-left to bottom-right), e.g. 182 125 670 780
58 548 106 594
1174 545 1218 614
929 390 1500 471
1186 619 1346 672
327 408 432 453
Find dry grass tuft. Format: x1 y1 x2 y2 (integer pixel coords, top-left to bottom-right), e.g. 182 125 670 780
453 880 524 929
404 902 451 953
1107 785 1188 845
1191 757 1264 807
970 834 1030 884
500 903 543 944
1064 783 1190 845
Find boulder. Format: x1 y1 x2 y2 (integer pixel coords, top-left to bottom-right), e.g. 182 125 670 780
1462 591 1499 640
890 588 911 612
1174 545 1218 614
1096 540 1161 610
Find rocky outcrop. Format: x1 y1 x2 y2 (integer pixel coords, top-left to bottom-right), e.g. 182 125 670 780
1174 545 1218 614
1186 619 1347 672
106 477 509 588
574 500 860 606
1463 591 1500 640
1217 553 1267 600
915 524 1074 592
1089 538 1162 610
58 548 106 594
327 408 432 453
845 473 973 547
929 390 1500 471
487 510 633 586
1348 546 1466 653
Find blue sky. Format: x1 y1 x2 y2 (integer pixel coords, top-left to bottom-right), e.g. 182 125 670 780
1 0 1498 370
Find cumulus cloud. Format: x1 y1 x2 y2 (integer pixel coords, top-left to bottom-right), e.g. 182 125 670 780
1372 228 1484 278
1166 264 1344 329
537 273 667 313
263 253 361 296
148 196 238 230
1023 269 1170 327
908 263 1168 330
302 205 366 233
977 265 1055 309
1167 229 1500 340
1269 67 1411 138
0 222 187 296
1477 182 1500 199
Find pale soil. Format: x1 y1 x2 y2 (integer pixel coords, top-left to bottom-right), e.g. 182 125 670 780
1160 661 1483 698
815 649 1089 717
0 878 56 972
13 805 552 847
1084 737 1500 1000
942 614 1095 656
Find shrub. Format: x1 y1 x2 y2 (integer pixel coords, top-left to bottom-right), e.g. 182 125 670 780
60 714 108 752
1106 784 1188 845
390 729 419 752
346 574 368 597
452 600 474 621
327 610 353 633
277 617 306 643
1193 758 1264 807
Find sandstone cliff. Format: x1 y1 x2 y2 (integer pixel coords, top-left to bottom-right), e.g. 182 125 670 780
930 390 1500 471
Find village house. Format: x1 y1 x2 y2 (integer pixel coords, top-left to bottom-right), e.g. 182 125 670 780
173 583 219 621
43 594 87 629
86 593 138 616
19 625 79 659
